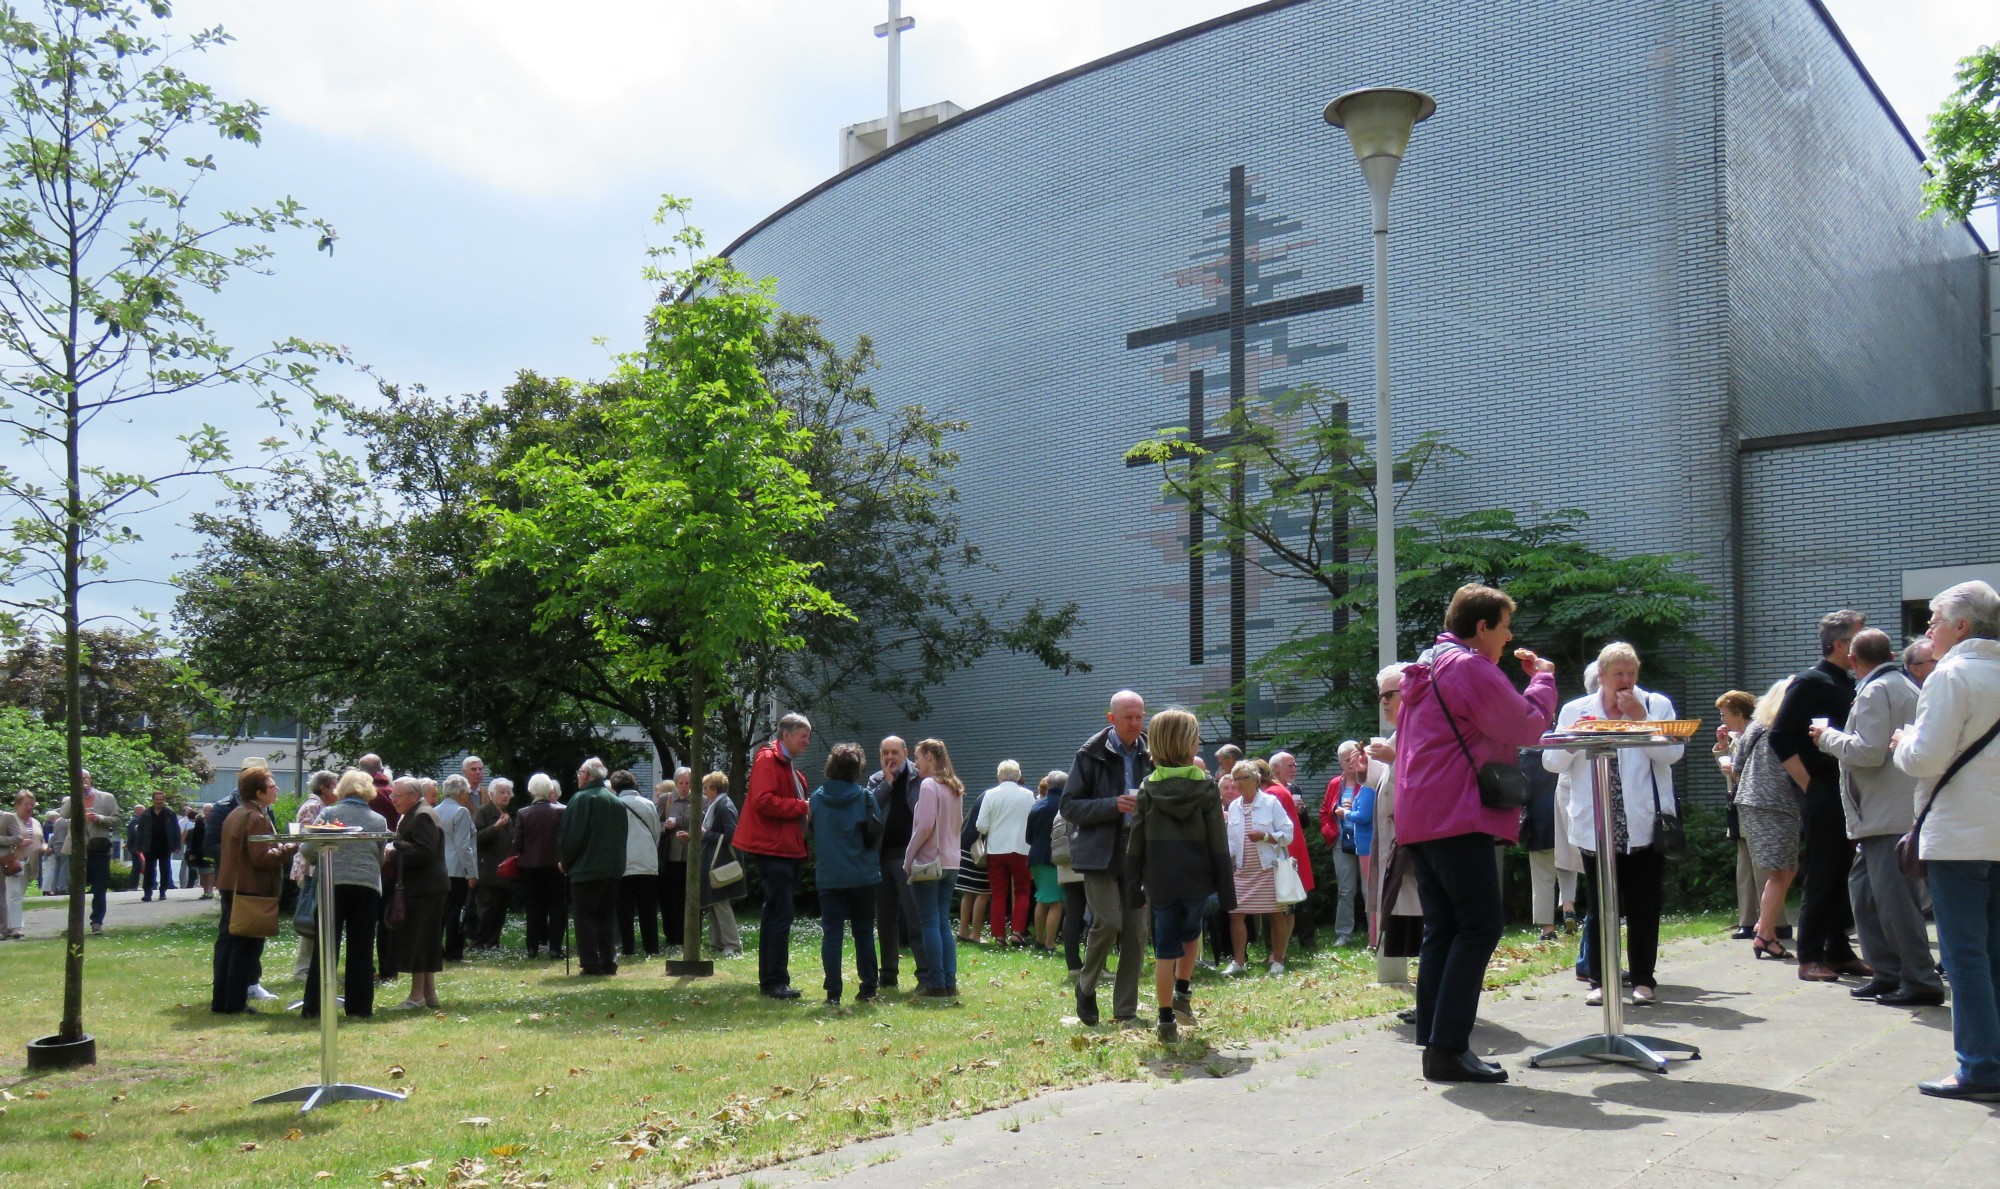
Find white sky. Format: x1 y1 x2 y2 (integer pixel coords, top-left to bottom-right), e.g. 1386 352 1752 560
12 0 1997 626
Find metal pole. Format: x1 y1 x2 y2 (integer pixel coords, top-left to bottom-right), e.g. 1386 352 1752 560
1371 187 1395 671
1591 748 1624 1037
318 843 337 1088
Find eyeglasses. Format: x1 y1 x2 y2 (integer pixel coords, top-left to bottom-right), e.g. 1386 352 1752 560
1377 690 1397 703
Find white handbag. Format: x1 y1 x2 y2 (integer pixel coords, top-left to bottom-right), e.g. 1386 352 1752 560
1272 855 1307 906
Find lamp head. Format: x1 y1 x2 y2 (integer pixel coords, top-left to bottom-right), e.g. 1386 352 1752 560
1325 88 1436 211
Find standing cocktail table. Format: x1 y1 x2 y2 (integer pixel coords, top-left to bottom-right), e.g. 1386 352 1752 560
1528 729 1701 1074
249 829 407 1112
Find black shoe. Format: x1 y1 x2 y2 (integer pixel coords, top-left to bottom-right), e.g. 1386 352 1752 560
1075 985 1099 1026
764 985 802 1000
826 995 840 1006
1157 1014 1179 1043
1878 988 1947 1007
1422 1046 1508 1084
1850 977 1899 999
1730 925 1756 940
857 990 878 1003
880 977 899 990
1396 1008 1417 1025
1776 926 1794 940
1171 991 1194 1024
1919 1077 2000 1101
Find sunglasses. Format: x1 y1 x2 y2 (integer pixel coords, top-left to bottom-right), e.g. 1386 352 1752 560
1377 690 1397 703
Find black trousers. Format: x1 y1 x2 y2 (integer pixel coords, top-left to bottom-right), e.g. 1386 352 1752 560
876 846 926 986
521 866 568 957
1580 846 1666 990
659 856 687 948
1062 880 1088 970
470 880 510 949
754 855 798 991
142 853 175 896
442 876 470 961
570 878 620 974
1409 832 1506 1054
1797 783 1858 964
618 873 661 956
86 849 111 926
304 884 380 1018
210 891 267 1013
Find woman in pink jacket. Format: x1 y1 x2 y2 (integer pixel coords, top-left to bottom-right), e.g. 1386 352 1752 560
1396 583 1558 1084
904 738 965 1001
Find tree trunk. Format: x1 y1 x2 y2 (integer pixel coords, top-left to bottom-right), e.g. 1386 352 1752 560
58 383 88 1048
679 665 707 964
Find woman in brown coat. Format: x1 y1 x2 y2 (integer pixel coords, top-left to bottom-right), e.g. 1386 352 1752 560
386 778 449 1009
212 769 294 1014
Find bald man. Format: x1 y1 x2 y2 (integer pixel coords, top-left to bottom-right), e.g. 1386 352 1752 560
1060 690 1153 1026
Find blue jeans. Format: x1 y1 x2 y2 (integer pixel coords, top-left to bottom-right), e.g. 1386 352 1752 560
818 885 879 999
911 873 958 990
1408 833 1505 1053
1928 860 2000 1086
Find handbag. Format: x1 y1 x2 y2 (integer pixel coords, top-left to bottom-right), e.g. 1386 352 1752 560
1647 773 1687 863
909 857 944 882
709 847 744 887
383 885 408 929
1896 714 2000 879
968 836 988 867
1272 854 1308 905
229 891 281 938
292 871 319 935
1431 651 1531 809
497 854 521 881
1 849 20 877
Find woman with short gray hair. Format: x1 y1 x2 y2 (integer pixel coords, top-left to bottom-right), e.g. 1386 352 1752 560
513 773 568 960
1894 580 2000 1100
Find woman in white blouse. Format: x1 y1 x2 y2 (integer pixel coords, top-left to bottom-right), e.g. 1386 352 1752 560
975 761 1036 945
1543 642 1683 1007
1224 761 1294 975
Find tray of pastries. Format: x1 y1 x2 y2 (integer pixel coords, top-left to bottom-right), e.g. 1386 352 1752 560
1559 718 1702 739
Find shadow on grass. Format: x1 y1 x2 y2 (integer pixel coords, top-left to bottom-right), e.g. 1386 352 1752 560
174 1113 346 1145
1141 1041 1255 1080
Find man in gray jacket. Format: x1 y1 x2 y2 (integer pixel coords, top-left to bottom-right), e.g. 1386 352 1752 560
1811 628 1941 1006
59 770 124 933
1060 690 1153 1026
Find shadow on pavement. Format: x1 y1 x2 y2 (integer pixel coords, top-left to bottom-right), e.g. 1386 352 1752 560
1633 985 1766 1031
1441 1083 1666 1130
1594 1077 1813 1114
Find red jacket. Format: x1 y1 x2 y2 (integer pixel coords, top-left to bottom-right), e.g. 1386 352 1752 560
1267 784 1315 892
732 741 809 859
369 770 400 829
1319 777 1346 850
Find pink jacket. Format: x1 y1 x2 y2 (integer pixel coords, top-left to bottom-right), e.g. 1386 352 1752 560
1395 633 1558 846
905 777 963 875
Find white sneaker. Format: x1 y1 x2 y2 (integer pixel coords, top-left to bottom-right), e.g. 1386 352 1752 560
245 984 278 1002
1585 986 1605 1006
1221 960 1246 976
1268 961 1286 976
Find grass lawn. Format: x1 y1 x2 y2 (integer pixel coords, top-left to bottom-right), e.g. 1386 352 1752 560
1 908 1730 1187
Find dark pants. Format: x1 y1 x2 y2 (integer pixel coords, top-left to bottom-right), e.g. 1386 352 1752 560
1581 847 1666 990
210 891 267 1013
753 855 798 991
618 873 661 956
304 884 381 1018
659 856 687 948
470 880 510 949
1062 880 1088 970
876 846 926 986
86 849 111 927
442 876 470 962
1409 832 1506 1054
142 853 175 897
521 866 568 957
819 885 879 1000
570 878 620 974
1797 784 1859 965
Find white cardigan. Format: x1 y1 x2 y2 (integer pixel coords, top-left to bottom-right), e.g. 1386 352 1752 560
1226 791 1292 871
1543 688 1684 853
975 781 1035 856
1894 638 2000 862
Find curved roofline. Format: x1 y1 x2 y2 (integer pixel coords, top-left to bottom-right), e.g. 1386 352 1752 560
723 0 1988 258
719 0 1313 258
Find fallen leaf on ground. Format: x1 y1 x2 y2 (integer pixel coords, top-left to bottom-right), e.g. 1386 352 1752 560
387 1064 406 1078
168 1103 192 1114
237 1142 259 1152
68 1129 89 1141
284 1128 304 1141
461 1116 493 1127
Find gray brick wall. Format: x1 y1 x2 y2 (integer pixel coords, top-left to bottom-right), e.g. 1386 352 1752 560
1722 0 1987 438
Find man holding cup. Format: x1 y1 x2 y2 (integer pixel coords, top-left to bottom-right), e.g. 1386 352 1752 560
1770 610 1869 982
1060 690 1153 1026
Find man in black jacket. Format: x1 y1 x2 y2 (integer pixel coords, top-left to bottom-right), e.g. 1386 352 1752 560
139 790 180 900
1771 609 1868 982
1061 690 1153 1026
867 737 927 990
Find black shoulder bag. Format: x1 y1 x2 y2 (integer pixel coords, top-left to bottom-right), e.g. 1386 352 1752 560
1896 713 2000 880
1648 772 1687 863
1431 655 1532 810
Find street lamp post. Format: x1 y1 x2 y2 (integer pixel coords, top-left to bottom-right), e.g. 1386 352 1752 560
1325 88 1435 672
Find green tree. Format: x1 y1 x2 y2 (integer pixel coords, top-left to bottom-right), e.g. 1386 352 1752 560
1127 388 1712 763
1923 43 2000 221
0 706 194 809
0 1 338 1056
1 627 214 779
483 199 845 965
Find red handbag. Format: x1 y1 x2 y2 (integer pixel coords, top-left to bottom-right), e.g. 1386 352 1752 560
498 854 521 881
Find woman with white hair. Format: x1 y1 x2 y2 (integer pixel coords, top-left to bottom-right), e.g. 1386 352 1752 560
512 773 568 961
1893 580 2000 1100
302 770 389 1018
976 760 1036 945
1544 641 1682 1006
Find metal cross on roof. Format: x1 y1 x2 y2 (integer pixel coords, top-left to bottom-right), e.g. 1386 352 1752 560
874 2 916 147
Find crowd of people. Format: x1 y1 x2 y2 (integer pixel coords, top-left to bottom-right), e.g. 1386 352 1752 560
8 578 1999 1104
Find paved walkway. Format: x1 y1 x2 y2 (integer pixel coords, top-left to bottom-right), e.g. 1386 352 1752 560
12 888 218 940
690 932 2000 1188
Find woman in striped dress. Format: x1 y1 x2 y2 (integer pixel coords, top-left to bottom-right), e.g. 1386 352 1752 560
1224 761 1292 975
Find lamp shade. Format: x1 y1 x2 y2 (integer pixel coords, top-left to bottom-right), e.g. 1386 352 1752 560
1323 88 1436 165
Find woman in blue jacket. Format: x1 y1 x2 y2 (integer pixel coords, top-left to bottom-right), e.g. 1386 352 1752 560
810 743 883 1005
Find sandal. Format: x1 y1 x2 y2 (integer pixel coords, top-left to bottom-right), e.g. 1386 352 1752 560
1752 935 1791 961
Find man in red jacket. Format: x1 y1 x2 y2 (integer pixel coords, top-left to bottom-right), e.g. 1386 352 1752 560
734 713 813 999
